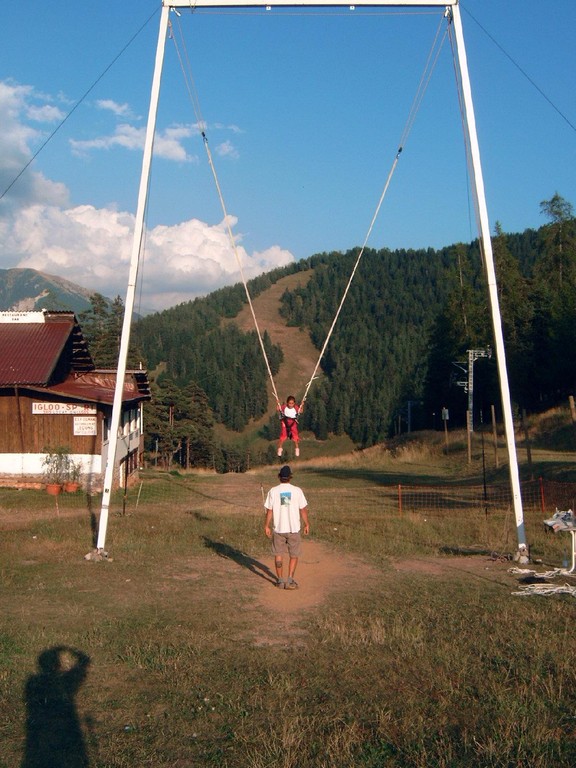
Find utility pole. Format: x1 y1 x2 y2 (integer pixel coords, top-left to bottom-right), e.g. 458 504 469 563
466 347 491 432
452 347 491 463
453 347 491 431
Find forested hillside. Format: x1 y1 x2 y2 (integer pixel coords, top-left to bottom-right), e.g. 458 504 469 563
424 197 576 426
133 274 289 430
80 194 576 471
278 246 455 444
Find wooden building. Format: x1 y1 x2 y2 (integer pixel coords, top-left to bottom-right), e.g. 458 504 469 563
0 310 150 490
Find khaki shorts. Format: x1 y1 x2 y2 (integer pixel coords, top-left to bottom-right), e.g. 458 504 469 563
272 532 302 558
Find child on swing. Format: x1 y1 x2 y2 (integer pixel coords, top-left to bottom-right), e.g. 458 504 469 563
277 395 303 457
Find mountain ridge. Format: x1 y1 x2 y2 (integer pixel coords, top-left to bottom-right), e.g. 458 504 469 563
0 268 102 314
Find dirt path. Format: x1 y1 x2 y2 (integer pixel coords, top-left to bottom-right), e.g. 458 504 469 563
198 536 516 652
252 544 514 614
255 539 381 615
199 528 516 650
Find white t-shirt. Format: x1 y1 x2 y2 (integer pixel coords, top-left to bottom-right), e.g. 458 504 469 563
265 482 308 534
282 405 298 419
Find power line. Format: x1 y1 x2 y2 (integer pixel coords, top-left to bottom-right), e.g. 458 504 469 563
0 6 160 203
462 4 576 134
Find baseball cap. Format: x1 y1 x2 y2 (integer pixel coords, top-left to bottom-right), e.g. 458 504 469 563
279 465 292 479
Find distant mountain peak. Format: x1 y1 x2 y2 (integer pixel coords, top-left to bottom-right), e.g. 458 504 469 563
0 268 106 314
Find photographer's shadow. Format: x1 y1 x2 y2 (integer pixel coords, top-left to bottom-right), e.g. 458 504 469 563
22 646 92 768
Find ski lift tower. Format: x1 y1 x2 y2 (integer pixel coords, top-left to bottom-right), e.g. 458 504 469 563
467 347 492 432
93 0 529 565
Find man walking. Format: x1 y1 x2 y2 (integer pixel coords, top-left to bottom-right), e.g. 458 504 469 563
264 465 310 589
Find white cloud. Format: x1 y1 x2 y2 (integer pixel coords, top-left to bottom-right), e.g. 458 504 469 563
3 204 294 311
0 81 69 211
0 80 295 312
142 215 293 309
96 99 133 118
68 118 240 163
213 122 242 134
69 122 199 162
216 140 239 159
26 104 66 123
154 124 198 162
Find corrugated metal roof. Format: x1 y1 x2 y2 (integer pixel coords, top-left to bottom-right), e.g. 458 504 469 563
0 322 71 385
0 313 94 386
46 371 151 405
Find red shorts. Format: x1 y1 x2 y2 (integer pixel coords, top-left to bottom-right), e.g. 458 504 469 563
279 418 299 442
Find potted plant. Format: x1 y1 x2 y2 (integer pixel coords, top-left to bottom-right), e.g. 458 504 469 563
42 447 69 495
63 458 82 493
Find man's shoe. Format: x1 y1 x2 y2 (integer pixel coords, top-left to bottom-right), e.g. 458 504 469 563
276 578 286 589
285 578 299 590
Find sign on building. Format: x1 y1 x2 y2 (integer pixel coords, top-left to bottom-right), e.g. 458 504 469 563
73 416 98 436
33 402 97 415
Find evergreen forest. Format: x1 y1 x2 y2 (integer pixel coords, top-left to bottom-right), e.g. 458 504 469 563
80 194 576 472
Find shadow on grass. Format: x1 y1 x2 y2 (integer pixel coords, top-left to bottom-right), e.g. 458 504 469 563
203 536 276 584
22 646 92 768
308 467 480 486
519 459 576 483
87 496 97 549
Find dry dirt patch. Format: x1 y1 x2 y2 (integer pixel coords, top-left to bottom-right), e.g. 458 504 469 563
164 545 515 610
223 270 319 417
252 546 515 620
256 539 381 615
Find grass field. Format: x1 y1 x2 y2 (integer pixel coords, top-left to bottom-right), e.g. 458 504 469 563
2 428 576 767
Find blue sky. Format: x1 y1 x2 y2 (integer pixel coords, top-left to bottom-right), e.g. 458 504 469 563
0 1 574 312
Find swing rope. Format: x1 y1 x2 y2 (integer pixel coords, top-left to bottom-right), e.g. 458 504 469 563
169 17 282 408
300 14 448 408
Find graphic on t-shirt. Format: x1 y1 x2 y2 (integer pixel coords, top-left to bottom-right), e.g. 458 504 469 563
280 491 292 507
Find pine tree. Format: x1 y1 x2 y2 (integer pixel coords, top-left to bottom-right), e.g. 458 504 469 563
79 293 143 368
492 223 534 407
531 194 576 401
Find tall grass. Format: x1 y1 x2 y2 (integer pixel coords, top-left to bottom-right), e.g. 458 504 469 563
2 440 576 767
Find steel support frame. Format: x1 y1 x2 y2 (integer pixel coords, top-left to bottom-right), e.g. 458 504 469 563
96 0 529 561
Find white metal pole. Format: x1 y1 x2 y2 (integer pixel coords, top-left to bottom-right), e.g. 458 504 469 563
96 5 170 552
450 4 528 559
467 348 474 431
168 0 445 6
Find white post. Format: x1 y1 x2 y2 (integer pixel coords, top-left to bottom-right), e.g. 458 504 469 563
95 5 171 551
450 4 528 560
